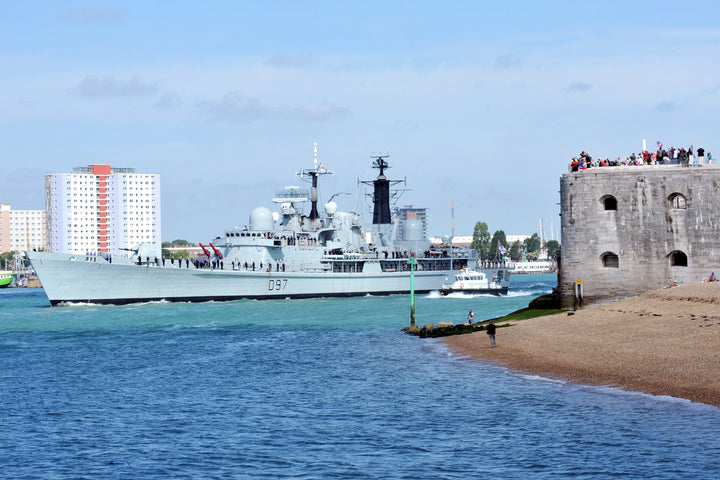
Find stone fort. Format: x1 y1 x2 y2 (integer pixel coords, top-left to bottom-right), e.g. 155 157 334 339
559 166 720 308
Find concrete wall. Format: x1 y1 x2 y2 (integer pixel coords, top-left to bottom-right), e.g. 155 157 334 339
559 166 720 308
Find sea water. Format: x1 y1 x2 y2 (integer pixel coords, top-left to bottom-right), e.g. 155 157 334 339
2 274 719 479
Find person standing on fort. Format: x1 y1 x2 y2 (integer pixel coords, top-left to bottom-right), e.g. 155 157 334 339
486 319 497 347
697 147 705 166
689 144 695 166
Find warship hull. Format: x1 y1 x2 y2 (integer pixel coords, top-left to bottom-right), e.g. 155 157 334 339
27 251 465 305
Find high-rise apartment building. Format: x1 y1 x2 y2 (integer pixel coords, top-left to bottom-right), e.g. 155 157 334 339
45 165 161 256
0 203 48 254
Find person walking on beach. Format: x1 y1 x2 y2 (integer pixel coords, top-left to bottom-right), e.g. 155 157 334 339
486 319 497 347
467 309 474 325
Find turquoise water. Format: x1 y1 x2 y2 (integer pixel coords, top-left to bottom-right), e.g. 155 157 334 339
2 275 720 479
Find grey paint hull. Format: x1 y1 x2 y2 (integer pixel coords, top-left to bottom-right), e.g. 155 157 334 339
27 251 460 305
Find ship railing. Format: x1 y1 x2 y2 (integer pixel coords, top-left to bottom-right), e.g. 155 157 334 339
342 252 377 259
299 265 332 273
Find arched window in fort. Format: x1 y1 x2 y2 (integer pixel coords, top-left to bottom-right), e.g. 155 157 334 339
668 193 687 209
669 250 688 267
601 195 617 211
600 251 619 268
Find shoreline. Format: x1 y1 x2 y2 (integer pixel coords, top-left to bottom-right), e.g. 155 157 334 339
443 282 720 408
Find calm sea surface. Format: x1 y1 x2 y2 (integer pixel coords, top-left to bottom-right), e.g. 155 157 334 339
2 274 720 479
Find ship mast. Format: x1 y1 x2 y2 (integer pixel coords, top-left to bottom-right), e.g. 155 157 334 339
371 154 391 224
297 142 333 223
358 154 406 225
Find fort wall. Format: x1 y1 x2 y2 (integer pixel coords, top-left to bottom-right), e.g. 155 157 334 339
559 166 720 308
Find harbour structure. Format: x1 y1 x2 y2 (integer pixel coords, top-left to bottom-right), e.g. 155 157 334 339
559 165 720 308
45 164 161 256
27 150 508 306
0 203 47 253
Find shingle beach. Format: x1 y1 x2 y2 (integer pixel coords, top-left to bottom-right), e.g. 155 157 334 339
444 282 720 407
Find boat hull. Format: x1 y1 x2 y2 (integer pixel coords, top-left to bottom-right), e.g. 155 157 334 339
27 251 462 305
439 287 508 296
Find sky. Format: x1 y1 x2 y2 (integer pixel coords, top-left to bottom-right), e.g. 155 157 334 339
2 1 720 243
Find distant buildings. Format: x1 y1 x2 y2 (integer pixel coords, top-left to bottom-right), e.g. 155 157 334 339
506 234 530 245
0 203 48 254
45 164 161 256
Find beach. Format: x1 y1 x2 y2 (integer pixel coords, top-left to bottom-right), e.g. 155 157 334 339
444 281 720 407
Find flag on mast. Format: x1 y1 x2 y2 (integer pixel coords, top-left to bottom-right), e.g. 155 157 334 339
498 242 507 255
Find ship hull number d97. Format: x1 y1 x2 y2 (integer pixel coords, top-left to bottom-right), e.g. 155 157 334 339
268 279 288 291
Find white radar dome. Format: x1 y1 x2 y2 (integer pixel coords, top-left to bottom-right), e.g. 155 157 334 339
325 201 337 216
249 207 274 231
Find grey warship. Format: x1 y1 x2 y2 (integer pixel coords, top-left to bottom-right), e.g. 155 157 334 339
27 149 510 305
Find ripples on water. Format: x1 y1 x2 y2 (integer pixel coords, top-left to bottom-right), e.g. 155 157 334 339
2 275 720 479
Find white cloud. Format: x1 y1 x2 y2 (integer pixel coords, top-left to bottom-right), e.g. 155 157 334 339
153 92 182 109
58 4 129 23
194 93 269 123
194 92 350 123
654 101 682 113
263 54 316 68
76 75 159 98
493 54 525 70
280 102 350 122
565 82 592 92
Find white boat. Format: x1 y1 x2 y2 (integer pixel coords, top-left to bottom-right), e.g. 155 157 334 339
509 260 555 274
440 267 510 295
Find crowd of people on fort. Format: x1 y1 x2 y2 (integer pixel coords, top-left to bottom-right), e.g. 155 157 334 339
569 143 712 172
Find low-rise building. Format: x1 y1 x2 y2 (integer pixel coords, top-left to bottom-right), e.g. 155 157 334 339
0 203 48 254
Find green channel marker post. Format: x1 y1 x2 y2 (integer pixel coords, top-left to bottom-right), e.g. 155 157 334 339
408 255 417 326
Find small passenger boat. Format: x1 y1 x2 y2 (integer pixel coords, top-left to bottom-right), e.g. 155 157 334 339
440 267 509 296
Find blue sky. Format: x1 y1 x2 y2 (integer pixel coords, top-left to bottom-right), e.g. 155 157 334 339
2 1 720 243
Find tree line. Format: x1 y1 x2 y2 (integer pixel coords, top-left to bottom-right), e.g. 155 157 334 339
470 221 560 261
161 239 197 260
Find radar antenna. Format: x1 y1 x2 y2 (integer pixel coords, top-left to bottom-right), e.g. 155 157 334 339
370 154 390 178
